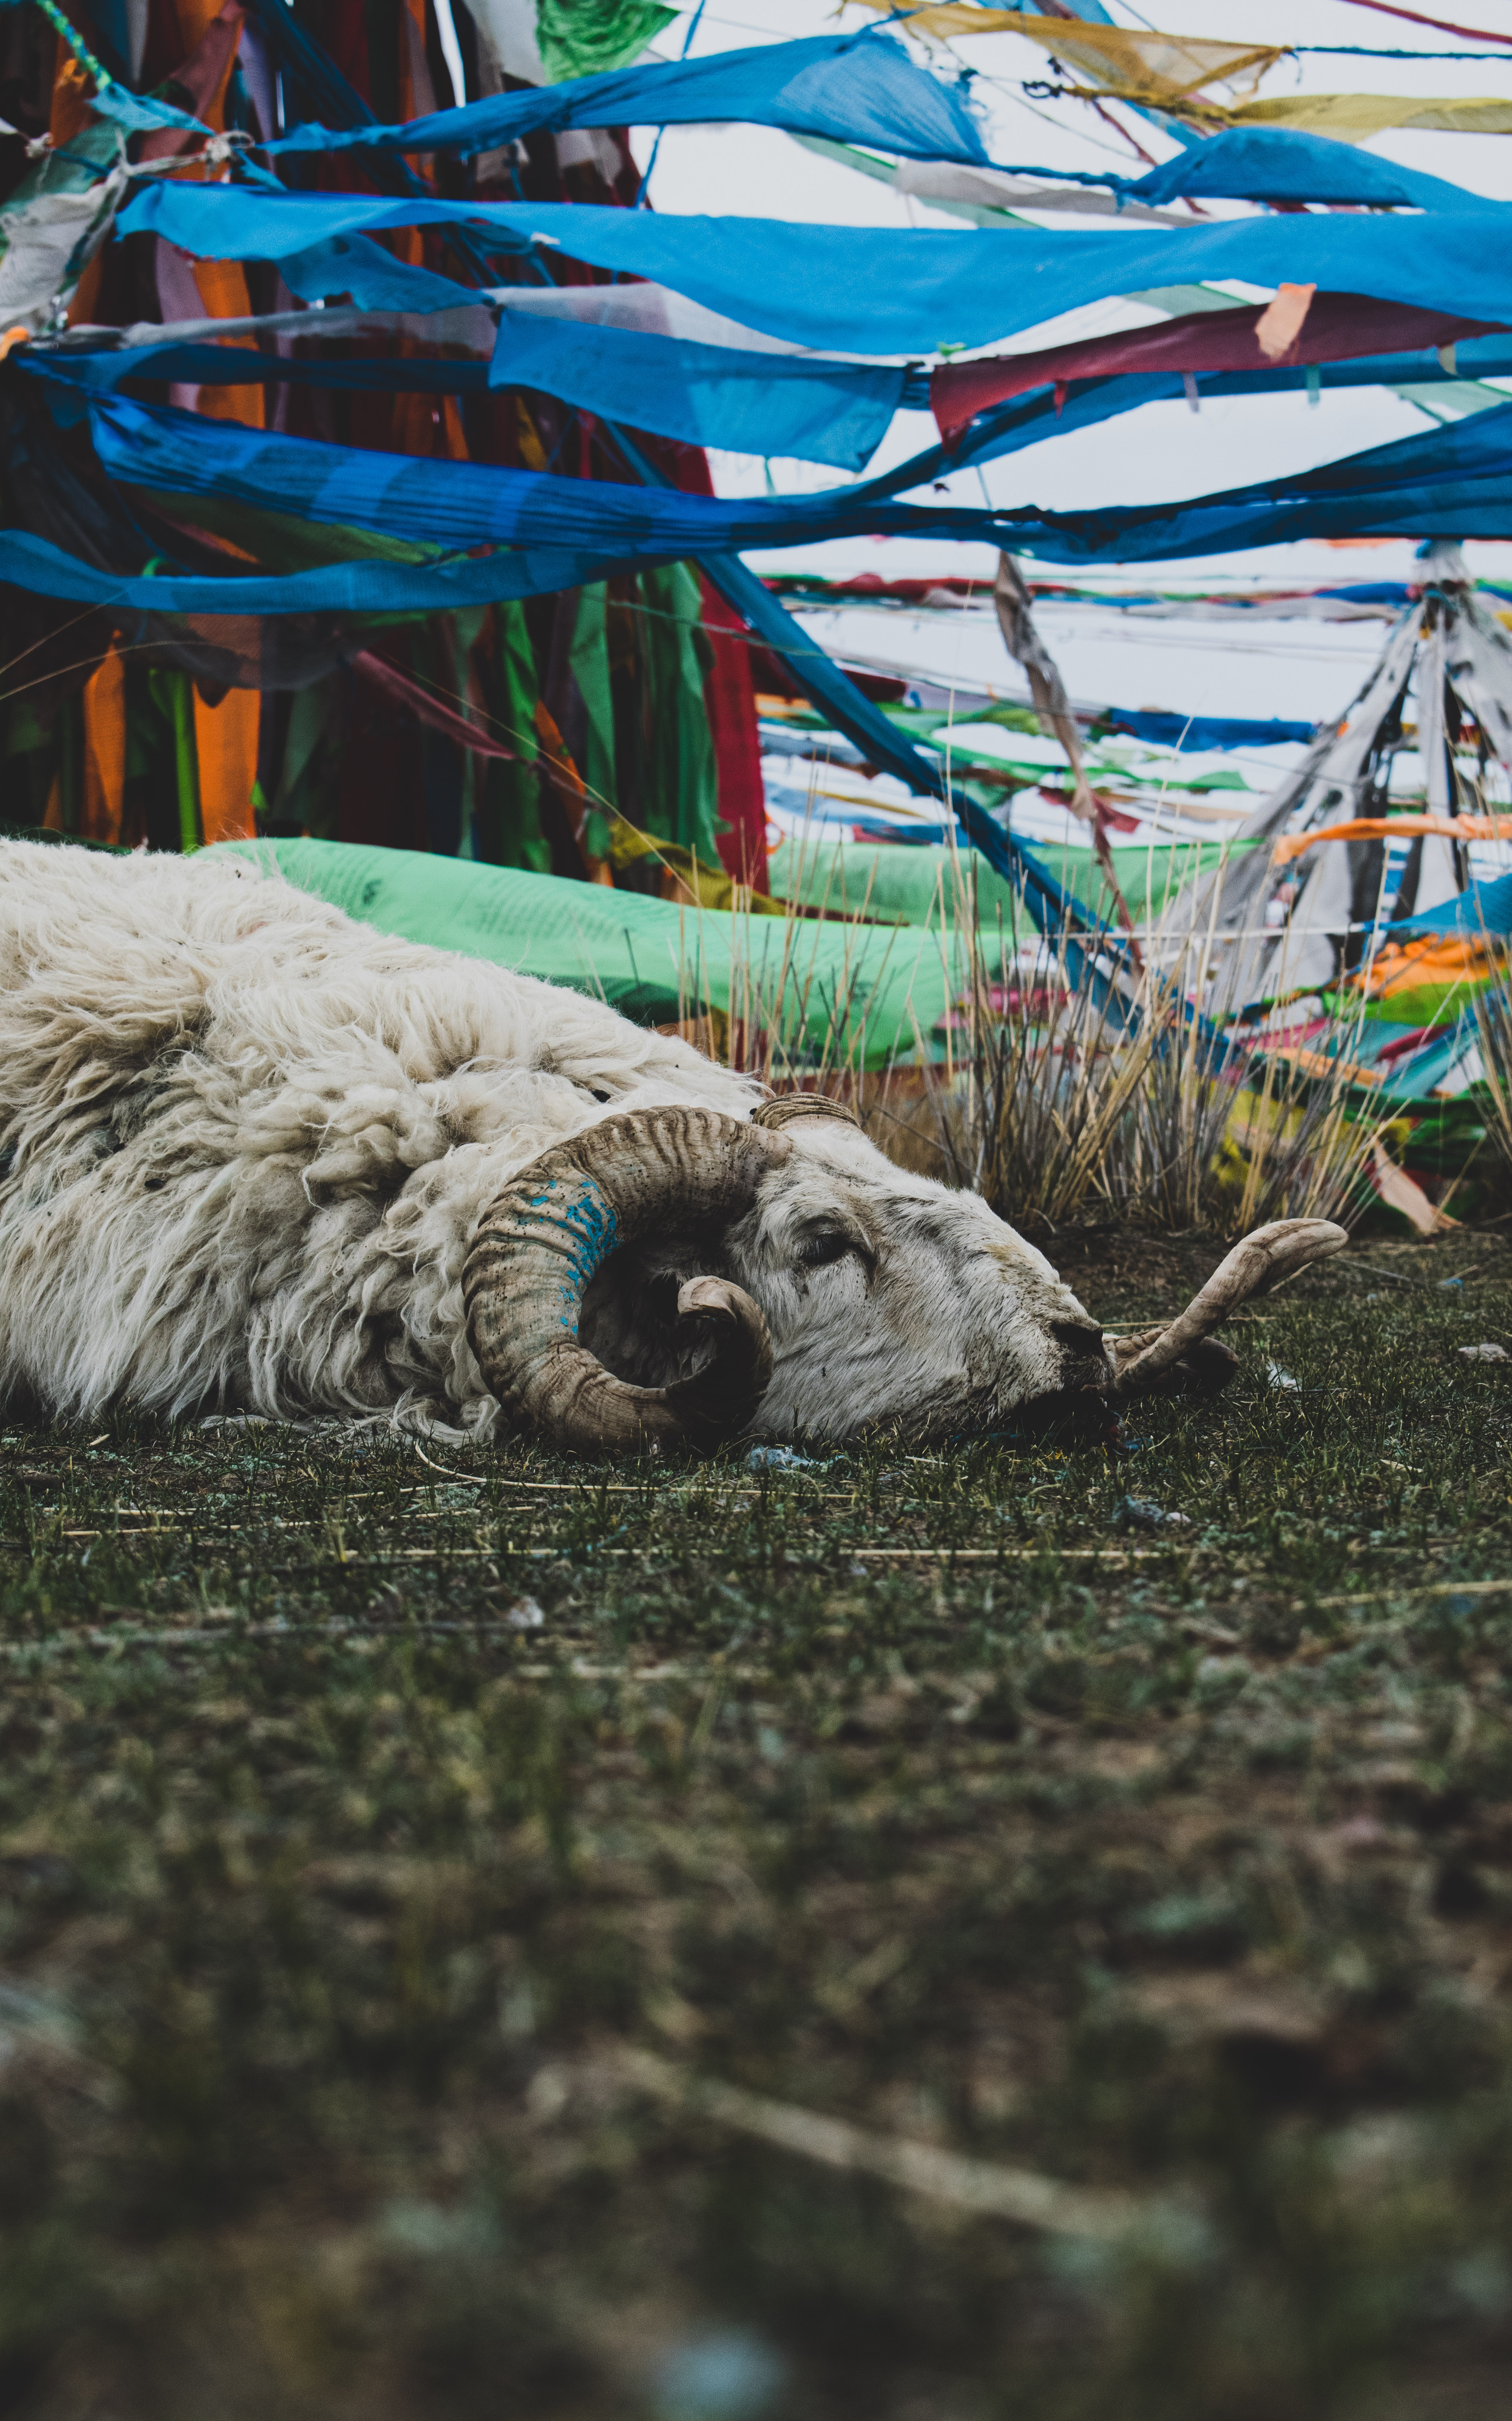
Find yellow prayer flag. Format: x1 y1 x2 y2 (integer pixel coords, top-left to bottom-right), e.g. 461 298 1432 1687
845 6 1284 106
847 9 1512 140
1235 92 1512 139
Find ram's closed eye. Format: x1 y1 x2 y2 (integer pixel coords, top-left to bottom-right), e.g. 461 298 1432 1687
797 1229 869 1272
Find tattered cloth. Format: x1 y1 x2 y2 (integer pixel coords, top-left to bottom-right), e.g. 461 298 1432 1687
115 182 1512 358
14 377 1512 616
931 293 1507 447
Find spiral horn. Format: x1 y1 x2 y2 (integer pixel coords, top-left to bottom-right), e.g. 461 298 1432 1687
463 1108 790 1455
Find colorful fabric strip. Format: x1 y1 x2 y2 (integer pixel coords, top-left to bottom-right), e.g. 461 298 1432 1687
932 293 1507 445
1120 125 1498 213
263 29 991 165
39 323 903 471
117 182 1512 360
41 372 1512 566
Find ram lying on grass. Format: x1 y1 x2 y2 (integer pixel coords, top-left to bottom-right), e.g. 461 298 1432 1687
0 841 1341 1448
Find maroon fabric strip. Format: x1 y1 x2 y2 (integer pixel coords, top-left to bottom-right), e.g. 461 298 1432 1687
352 649 519 760
931 291 1505 445
139 0 245 163
1338 0 1512 48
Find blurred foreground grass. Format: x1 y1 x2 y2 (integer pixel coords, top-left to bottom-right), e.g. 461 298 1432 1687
3 1232 1512 2421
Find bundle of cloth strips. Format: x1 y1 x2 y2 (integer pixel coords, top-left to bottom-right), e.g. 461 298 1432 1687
1 0 1511 1123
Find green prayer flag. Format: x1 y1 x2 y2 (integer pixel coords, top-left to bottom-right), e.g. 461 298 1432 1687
536 0 677 82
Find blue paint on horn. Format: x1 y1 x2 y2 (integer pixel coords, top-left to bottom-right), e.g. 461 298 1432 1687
556 1180 618 1332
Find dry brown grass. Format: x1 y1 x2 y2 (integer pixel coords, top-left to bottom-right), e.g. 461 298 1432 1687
910 913 1390 1238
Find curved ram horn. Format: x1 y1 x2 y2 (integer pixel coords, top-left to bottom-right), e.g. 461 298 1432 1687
1113 1217 1347 1399
463 1108 790 1456
752 1092 860 1131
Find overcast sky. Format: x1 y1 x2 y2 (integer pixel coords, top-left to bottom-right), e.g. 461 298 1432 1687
623 2 1512 724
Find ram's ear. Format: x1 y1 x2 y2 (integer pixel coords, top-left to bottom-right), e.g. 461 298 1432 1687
578 1236 734 1391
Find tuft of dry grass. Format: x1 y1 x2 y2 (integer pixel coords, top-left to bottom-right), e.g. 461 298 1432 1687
916 893 1396 1239
638 826 1379 1236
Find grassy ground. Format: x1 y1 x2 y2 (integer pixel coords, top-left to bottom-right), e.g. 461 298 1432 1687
3 1230 1512 2421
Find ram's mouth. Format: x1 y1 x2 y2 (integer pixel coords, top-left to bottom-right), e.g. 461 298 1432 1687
1014 1381 1122 1447
1000 1218 1352 1449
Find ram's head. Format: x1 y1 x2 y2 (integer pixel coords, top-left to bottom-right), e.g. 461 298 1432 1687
463 1098 1344 1453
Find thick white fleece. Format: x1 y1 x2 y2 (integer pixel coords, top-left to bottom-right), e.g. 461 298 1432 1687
0 841 759 1434
0 841 1102 1442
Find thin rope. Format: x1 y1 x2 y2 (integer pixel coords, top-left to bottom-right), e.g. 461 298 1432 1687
1333 0 1512 48
633 0 710 208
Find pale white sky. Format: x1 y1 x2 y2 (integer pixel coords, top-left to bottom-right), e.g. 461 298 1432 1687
624 1 1512 724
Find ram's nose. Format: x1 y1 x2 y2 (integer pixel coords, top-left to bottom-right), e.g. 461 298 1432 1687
1050 1315 1108 1388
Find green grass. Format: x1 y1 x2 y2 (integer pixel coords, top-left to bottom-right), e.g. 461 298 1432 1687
3 1232 1512 2420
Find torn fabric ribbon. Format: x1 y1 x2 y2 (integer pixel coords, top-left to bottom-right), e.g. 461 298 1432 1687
41 317 907 472
932 293 1508 446
923 342 1512 478
1118 126 1499 214
15 374 1512 590
43 381 1021 553
1107 711 1316 751
276 234 479 316
40 306 1512 481
0 526 612 611
0 170 128 335
265 29 993 165
39 304 1512 480
116 182 1512 357
856 9 1286 114
1234 93 1512 141
485 315 903 472
38 336 499 399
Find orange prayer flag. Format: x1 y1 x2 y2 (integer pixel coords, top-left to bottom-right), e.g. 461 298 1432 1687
171 0 238 57
1274 814 1512 862
81 643 127 845
48 38 93 148
184 257 268 429
1255 284 1316 364
193 686 259 844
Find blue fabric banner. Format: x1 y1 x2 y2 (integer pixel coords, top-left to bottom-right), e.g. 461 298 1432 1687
1119 128 1499 216
1002 395 1512 561
117 182 1512 358
1105 709 1317 751
0 529 617 611
486 315 902 472
37 341 497 399
39 317 1512 483
66 382 1000 551
278 234 476 314
21 368 1512 579
41 319 1512 481
1391 870 1512 939
33 324 903 471
266 30 991 164
902 126 1495 214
